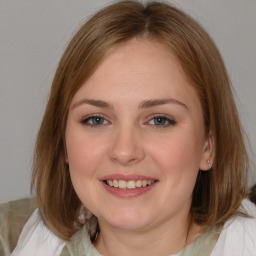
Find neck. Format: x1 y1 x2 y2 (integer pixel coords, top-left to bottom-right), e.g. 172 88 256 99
94 215 202 256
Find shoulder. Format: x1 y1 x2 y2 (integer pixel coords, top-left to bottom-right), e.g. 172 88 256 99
211 199 256 256
0 197 35 255
11 209 66 256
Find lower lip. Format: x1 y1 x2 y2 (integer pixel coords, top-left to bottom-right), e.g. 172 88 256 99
101 181 157 198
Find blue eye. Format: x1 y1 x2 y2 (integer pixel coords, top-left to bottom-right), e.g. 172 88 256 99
148 116 176 127
81 116 107 126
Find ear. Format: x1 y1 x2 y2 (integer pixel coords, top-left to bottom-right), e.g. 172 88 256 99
199 131 215 171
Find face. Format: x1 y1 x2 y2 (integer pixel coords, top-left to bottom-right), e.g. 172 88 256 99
65 38 213 233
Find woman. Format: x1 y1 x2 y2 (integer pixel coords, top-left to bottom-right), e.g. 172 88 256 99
12 1 256 255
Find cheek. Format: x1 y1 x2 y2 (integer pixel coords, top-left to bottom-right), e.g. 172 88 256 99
148 133 202 208
66 132 107 178
148 132 203 178
65 133 108 211
136 134 201 219
67 140 91 175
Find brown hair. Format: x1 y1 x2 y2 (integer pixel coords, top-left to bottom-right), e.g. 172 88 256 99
32 0 249 240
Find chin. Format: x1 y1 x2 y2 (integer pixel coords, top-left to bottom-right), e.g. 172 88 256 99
99 208 152 231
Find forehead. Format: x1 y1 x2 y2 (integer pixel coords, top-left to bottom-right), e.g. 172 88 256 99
71 38 201 111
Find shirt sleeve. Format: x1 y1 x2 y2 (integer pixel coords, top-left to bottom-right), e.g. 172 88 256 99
11 209 66 256
211 199 256 256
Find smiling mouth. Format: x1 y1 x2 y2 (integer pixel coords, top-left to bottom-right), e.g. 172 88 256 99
103 179 156 190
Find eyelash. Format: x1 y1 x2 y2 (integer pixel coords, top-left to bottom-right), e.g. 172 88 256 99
80 114 108 127
80 114 176 128
147 115 176 128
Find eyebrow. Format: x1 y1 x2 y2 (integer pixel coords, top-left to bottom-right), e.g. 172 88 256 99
139 99 188 110
72 98 188 110
72 99 114 109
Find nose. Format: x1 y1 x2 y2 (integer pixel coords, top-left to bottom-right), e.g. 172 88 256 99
109 125 145 166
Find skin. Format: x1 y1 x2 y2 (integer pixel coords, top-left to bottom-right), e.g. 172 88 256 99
65 38 214 256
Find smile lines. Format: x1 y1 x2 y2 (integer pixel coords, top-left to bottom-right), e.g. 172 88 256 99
104 179 156 189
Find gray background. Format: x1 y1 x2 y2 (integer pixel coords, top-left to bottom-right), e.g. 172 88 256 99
1 0 255 203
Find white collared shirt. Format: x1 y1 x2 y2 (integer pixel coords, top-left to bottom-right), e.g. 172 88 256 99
12 199 256 256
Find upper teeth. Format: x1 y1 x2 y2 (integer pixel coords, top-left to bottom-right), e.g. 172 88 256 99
106 180 155 189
